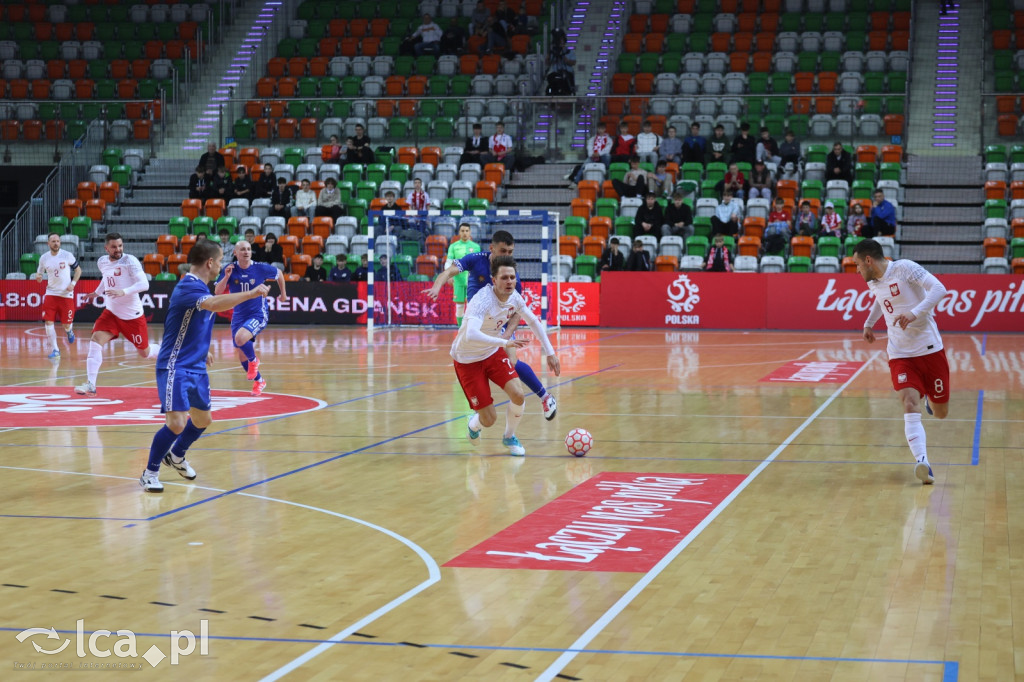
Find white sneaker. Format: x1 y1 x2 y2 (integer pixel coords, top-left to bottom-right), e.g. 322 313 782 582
467 417 481 446
74 381 97 397
915 462 935 485
502 435 526 456
541 394 557 421
163 452 197 480
140 470 164 493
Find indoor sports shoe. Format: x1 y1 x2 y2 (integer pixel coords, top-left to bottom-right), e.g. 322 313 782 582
246 357 260 381
66 329 75 344
503 435 526 457
47 349 60 359
467 418 481 446
252 379 267 396
140 470 164 493
163 452 197 480
74 381 97 397
541 394 557 421
914 462 935 485
924 397 933 416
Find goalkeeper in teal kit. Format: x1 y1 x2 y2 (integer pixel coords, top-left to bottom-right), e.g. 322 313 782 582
446 222 481 325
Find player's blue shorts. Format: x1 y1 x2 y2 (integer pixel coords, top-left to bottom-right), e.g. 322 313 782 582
156 368 212 413
232 316 267 342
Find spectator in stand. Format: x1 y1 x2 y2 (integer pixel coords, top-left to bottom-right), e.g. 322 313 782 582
748 158 773 199
406 177 431 210
232 165 252 202
411 13 443 56
765 198 792 254
662 191 694 238
635 120 661 166
866 189 896 238
600 237 626 271
254 163 276 199
570 121 614 186
329 257 352 282
440 16 468 55
705 234 733 272
353 254 370 281
200 167 217 200
211 166 231 201
611 156 649 198
305 254 328 282
217 228 233 253
716 162 747 200
755 127 781 166
323 134 344 164
375 254 403 282
545 28 576 95
188 164 207 199
705 123 729 165
779 129 801 169
633 192 664 239
660 125 684 165
198 143 225 171
846 201 868 236
826 141 853 185
487 0 516 53
381 190 400 210
648 160 673 196
470 1 491 33
794 200 818 236
292 179 316 219
270 178 294 219
610 122 636 163
681 122 706 165
819 201 844 239
460 122 489 165
482 122 515 170
315 177 345 220
711 189 742 238
258 232 284 265
350 124 375 165
625 238 652 271
767 197 792 232
730 122 757 165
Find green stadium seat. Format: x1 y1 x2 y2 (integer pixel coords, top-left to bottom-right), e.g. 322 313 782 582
192 217 213 237
787 255 812 272
20 253 40 277
168 217 189 240
844 236 864 257
692 216 712 238
71 216 93 241
575 254 598 279
596 198 618 219
48 216 70 233
817 236 841 258
614 216 633 236
686 235 709 256
564 216 585 240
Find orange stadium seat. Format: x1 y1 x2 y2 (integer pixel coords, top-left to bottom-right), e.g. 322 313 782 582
559 235 580 256
302 235 323 256
738 235 761 257
743 217 766 239
143 253 165 277
571 198 592 219
77 182 97 202
790 235 814 258
986 181 1008 201
99 181 120 204
582 235 606 258
204 199 225 221
156 235 178 257
288 217 309 238
577 180 599 205
85 199 106 222
984 237 1007 259
289 254 312 277
279 235 299 260
416 254 439 277
588 217 611 241
63 199 83 220
425 235 447 261
311 217 333 240
655 255 678 271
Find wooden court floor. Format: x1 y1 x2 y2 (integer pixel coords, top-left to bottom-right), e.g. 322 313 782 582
0 322 1022 681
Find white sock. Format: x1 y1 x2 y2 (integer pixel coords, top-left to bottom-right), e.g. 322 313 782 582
904 413 928 464
45 324 57 352
468 413 481 432
86 341 104 384
503 401 524 438
146 343 160 359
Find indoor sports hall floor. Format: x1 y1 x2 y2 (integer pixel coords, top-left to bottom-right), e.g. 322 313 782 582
0 323 1021 681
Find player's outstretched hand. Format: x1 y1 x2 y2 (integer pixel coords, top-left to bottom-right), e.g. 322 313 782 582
862 327 875 344
251 283 271 298
546 355 562 377
422 286 440 301
206 353 214 366
277 293 289 303
222 264 234 279
106 289 125 298
505 338 529 351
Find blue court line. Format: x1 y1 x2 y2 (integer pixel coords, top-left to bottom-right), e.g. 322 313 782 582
201 383 425 437
144 364 622 522
972 390 984 466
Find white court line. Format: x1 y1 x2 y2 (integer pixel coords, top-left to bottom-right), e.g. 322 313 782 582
534 350 882 682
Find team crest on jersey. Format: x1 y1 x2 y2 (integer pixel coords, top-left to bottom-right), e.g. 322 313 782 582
112 267 122 277
889 283 900 297
59 262 66 269
470 396 479 407
897 372 907 383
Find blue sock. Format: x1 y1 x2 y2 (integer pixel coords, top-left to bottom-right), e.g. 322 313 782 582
238 341 256 363
241 361 262 382
147 426 179 472
515 360 547 399
170 420 206 459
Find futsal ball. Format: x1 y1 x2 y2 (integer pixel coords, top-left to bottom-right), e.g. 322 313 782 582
565 428 593 457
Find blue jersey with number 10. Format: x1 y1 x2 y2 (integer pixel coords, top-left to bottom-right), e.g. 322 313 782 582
456 251 522 302
216 262 278 326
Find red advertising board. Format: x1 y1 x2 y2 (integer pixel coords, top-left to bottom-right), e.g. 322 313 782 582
600 272 1024 332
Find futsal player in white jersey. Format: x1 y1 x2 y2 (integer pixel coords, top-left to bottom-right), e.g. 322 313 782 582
450 255 560 456
35 232 81 359
74 233 159 396
853 239 950 485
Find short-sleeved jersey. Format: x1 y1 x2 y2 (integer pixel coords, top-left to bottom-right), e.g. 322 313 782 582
38 250 78 298
97 254 146 320
865 259 945 359
450 285 525 364
156 274 215 373
446 239 480 286
456 251 522 301
216 262 278 325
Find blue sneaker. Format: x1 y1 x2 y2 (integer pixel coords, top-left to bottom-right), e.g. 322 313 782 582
47 349 60 359
915 462 935 485
502 435 525 457
467 418 481 446
924 397 933 416
66 329 75 344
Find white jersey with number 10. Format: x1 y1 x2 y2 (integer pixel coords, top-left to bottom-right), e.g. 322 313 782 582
96 254 147 320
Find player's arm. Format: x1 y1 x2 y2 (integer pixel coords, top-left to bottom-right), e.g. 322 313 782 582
464 315 528 350
107 260 150 298
424 261 463 299
274 268 288 301
213 264 233 295
200 284 270 312
517 305 561 376
896 269 948 329
65 263 81 294
862 300 883 343
500 312 521 339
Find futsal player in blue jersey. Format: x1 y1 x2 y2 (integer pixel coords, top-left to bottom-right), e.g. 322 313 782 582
141 240 270 493
214 240 288 396
425 229 559 420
